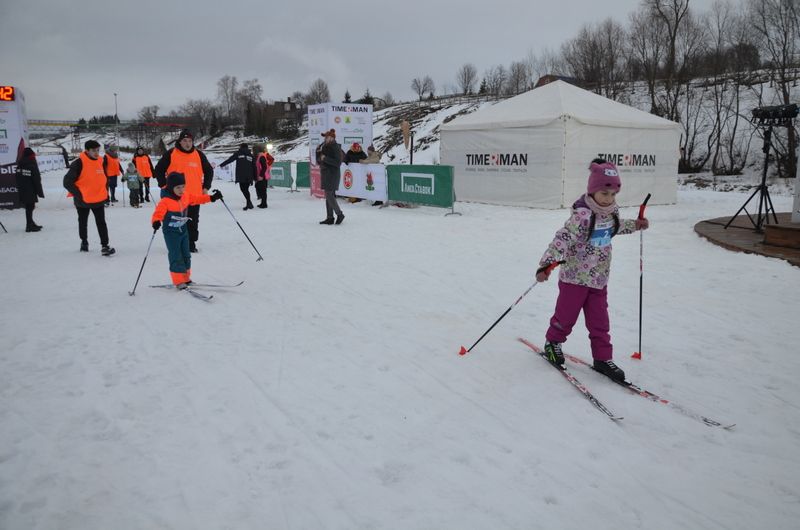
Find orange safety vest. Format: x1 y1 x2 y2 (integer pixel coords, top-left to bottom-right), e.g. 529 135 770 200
77 152 109 203
167 149 205 195
104 154 122 176
134 154 153 177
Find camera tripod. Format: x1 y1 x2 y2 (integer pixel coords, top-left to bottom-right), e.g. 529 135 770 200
724 125 779 232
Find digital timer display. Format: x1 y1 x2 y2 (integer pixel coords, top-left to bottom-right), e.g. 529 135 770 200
0 86 15 101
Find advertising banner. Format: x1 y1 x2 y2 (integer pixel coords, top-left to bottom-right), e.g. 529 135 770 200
1 86 28 209
387 165 454 208
336 163 386 201
270 161 292 188
295 161 310 188
307 102 373 199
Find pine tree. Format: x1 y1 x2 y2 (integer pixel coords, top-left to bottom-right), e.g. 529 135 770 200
343 90 351 103
478 78 488 95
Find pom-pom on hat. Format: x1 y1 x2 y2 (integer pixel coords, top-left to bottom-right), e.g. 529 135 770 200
587 161 621 194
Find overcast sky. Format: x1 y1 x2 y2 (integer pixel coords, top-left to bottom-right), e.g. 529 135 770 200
1 0 717 120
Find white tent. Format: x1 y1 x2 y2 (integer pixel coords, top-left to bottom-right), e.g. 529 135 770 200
440 80 681 208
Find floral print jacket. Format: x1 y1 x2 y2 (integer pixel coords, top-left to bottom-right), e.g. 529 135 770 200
539 196 638 289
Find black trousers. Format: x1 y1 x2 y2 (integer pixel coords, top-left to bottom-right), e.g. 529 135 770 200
77 205 109 246
239 182 252 205
142 178 151 200
255 180 268 204
187 204 200 243
24 203 36 226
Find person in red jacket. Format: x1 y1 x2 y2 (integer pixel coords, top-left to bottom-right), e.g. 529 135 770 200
254 143 274 208
153 129 214 252
63 140 115 255
103 144 123 204
151 172 222 288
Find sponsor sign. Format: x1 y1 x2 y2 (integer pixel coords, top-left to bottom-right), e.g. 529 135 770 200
387 165 454 208
335 163 386 201
270 161 293 188
0 86 27 209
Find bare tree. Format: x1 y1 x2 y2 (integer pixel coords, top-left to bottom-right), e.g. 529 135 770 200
526 47 567 86
176 99 217 136
217 75 239 121
411 76 435 100
484 65 507 96
597 18 629 99
137 105 159 122
562 25 603 91
456 63 478 94
748 0 799 179
506 61 529 95
239 79 263 106
629 7 666 113
305 78 330 105
381 91 395 106
645 0 692 121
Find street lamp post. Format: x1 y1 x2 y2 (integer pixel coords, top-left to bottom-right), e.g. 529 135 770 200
113 92 119 145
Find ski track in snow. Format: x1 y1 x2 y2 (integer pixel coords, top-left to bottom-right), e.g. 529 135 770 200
0 168 799 529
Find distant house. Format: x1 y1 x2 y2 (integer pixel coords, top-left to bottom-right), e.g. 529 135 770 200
267 98 304 123
534 75 580 89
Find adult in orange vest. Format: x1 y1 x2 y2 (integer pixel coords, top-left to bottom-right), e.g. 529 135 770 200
133 146 155 203
103 144 123 204
154 129 214 253
63 140 116 256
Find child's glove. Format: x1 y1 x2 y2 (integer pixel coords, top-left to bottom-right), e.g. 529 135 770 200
635 217 649 230
210 190 223 202
152 220 161 231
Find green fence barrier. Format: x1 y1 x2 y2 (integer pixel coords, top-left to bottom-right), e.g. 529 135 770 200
386 165 454 208
270 161 292 188
295 162 310 188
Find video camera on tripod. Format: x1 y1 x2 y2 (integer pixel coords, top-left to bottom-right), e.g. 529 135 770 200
724 104 798 232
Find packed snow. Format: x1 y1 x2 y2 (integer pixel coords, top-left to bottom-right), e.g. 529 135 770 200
1 165 799 530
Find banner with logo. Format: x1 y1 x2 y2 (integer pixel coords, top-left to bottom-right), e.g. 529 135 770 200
0 87 28 209
336 163 386 201
386 165 454 208
296 161 310 188
269 161 292 188
308 103 373 199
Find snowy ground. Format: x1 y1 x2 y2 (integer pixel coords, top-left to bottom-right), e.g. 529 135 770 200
1 169 799 530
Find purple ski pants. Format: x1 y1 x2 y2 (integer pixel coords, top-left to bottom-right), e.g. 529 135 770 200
545 281 612 361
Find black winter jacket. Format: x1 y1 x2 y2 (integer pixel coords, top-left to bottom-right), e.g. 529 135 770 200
16 157 44 204
219 146 255 185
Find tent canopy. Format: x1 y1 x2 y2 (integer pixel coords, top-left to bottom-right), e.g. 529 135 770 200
441 80 680 131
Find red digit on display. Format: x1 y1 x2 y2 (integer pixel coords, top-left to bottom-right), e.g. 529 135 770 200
0 86 14 101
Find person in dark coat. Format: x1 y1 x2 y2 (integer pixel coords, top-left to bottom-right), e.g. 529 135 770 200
16 148 44 232
344 142 367 164
60 145 70 168
315 129 344 225
219 143 255 210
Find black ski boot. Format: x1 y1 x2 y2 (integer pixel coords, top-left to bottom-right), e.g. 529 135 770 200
80 240 89 252
593 359 625 383
319 218 334 225
101 245 116 256
543 341 565 366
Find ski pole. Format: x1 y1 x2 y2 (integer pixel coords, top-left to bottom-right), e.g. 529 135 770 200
632 193 651 360
0 220 7 233
128 228 158 296
218 193 264 261
459 261 563 356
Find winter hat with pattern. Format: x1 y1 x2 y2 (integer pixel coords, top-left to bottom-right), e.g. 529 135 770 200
587 161 621 194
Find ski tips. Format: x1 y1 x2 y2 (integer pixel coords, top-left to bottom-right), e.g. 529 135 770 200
631 352 642 360
458 346 468 356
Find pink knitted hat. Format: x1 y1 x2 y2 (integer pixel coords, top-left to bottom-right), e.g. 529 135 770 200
587 161 621 194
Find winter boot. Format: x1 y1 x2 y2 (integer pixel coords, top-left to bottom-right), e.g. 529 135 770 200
257 200 267 209
319 218 334 225
543 341 565 366
26 224 42 232
335 213 345 225
189 241 198 253
101 245 116 257
593 359 625 383
80 240 89 252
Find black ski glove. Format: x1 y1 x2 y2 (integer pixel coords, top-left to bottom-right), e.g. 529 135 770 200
152 220 161 231
210 190 223 202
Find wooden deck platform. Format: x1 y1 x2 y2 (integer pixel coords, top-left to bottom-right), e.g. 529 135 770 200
694 212 800 267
